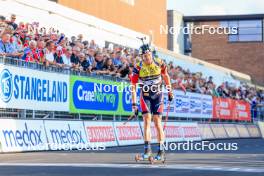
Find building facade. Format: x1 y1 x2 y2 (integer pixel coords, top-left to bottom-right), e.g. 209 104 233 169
57 0 167 48
183 14 264 86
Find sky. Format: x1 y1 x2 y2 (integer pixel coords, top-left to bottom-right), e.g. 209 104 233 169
167 0 264 16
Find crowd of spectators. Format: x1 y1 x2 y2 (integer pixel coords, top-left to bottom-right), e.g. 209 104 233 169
0 14 263 117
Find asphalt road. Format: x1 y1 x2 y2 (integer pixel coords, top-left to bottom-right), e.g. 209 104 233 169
0 139 263 176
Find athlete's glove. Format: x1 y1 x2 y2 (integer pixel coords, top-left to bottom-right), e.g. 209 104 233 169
168 92 174 102
132 103 139 116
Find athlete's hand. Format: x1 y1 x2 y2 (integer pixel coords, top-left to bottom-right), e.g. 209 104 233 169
132 104 139 116
168 92 174 102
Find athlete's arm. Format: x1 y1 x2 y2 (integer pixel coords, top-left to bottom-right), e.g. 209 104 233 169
130 65 140 109
161 61 174 101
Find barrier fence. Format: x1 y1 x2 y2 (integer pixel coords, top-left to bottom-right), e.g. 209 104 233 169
0 118 261 153
0 57 263 122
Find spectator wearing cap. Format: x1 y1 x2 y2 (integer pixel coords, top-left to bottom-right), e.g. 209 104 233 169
44 40 55 67
0 33 22 57
7 14 18 30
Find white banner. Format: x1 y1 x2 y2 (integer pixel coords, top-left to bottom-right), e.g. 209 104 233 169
139 121 201 143
163 122 184 142
113 121 143 146
164 90 212 118
180 122 201 141
0 119 48 152
44 120 88 150
0 64 69 111
83 121 118 147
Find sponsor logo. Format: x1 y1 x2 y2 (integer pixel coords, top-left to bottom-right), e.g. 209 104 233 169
0 69 68 103
0 69 13 102
2 123 43 148
49 124 85 144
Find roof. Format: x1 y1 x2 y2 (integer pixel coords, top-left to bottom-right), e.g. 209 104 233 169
183 14 264 22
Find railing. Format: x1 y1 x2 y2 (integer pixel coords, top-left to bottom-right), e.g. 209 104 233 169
0 56 263 123
0 56 128 83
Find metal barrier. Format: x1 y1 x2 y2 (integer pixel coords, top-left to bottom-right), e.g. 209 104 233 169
0 56 263 123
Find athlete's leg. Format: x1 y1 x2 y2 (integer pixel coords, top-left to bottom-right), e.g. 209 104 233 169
152 92 165 160
140 92 152 157
153 115 164 144
143 113 152 142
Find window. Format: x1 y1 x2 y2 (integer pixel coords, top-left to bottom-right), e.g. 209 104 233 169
220 19 263 42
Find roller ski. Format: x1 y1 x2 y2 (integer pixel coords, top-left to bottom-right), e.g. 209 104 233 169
135 151 155 164
154 150 166 164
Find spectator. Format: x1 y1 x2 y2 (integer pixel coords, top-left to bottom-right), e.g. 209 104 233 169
71 46 80 69
0 33 22 57
93 51 105 74
113 50 122 67
44 40 55 67
102 57 116 75
36 40 45 63
54 46 64 67
86 46 96 67
7 14 18 30
62 47 72 69
78 53 91 73
22 40 38 63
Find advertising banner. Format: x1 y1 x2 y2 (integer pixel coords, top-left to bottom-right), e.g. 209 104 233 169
113 122 143 146
0 64 69 111
0 119 48 152
44 120 88 150
163 122 184 142
233 100 251 121
168 90 212 118
213 97 251 121
70 75 139 116
83 121 118 147
181 122 201 141
213 97 233 120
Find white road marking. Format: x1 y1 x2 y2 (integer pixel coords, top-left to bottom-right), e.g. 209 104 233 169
0 163 263 173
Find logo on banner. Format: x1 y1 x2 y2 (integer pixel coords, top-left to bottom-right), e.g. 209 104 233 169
0 69 13 102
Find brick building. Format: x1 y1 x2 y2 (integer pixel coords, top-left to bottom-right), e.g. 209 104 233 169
183 14 264 86
55 0 167 48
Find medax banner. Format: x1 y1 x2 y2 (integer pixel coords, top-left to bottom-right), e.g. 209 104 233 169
0 65 69 111
0 119 48 152
44 120 88 150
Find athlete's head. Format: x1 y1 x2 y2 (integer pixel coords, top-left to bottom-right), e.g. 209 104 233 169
140 44 152 65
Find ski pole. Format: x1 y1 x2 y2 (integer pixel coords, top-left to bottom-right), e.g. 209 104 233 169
163 102 170 131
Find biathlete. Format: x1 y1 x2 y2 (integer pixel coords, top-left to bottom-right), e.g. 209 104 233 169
130 44 174 161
